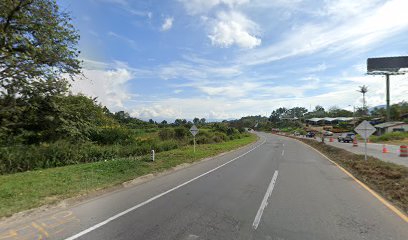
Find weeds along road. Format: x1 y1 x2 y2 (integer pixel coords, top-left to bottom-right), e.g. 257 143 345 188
2 132 407 240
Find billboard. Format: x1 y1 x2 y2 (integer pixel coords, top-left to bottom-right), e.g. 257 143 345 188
367 56 408 72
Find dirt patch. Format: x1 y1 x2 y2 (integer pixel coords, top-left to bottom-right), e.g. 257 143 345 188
293 136 408 214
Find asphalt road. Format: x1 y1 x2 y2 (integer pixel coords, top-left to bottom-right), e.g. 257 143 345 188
1 132 407 240
311 135 407 167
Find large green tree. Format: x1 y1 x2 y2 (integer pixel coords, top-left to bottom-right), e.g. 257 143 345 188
0 0 81 96
0 0 81 143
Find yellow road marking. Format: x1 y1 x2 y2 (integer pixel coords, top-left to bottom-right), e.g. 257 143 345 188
282 135 408 223
0 210 79 240
31 222 49 238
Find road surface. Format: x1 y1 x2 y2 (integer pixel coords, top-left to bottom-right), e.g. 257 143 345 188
311 136 407 167
1 132 407 240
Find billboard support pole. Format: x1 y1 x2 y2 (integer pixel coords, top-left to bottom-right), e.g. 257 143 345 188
386 74 390 122
367 56 408 123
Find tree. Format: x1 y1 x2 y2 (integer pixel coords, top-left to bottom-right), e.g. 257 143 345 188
193 117 200 125
200 118 206 124
357 85 368 115
0 0 81 98
327 106 353 117
174 119 187 125
114 111 131 124
161 120 168 125
0 0 81 141
148 119 154 124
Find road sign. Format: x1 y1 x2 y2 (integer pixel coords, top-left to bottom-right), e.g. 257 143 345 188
354 120 376 161
189 125 199 136
190 125 199 153
354 120 376 140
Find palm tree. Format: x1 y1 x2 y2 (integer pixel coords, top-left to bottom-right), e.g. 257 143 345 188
357 85 368 112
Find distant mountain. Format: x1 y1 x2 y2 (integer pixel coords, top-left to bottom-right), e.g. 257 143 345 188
368 105 386 113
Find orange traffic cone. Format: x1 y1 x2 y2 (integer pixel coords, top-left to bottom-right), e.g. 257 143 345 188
382 144 388 153
353 138 358 147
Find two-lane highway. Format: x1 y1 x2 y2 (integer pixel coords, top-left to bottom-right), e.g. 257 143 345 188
1 132 407 240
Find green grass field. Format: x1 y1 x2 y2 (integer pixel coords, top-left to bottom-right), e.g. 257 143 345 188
0 134 257 218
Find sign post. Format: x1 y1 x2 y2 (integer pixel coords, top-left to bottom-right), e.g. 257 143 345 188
189 125 199 153
354 120 376 161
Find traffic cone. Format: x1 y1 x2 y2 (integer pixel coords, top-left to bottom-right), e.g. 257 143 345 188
353 138 358 147
382 144 388 153
329 137 333 142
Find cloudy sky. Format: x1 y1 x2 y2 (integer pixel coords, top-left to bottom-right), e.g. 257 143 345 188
59 0 408 121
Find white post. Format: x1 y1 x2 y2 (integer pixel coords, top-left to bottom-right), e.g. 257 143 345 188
193 136 196 153
151 150 155 161
364 138 367 161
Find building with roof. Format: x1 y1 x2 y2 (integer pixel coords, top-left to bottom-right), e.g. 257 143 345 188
306 117 354 125
374 122 408 136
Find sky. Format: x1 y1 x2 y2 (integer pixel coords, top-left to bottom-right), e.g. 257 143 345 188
59 0 408 121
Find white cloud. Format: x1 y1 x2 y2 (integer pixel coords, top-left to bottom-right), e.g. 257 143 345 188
240 0 408 65
197 82 259 98
131 105 182 119
179 0 249 15
179 0 260 48
161 17 174 31
70 60 135 111
320 0 382 19
208 11 261 48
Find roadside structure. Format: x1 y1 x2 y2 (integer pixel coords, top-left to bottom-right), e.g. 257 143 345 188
374 122 408 136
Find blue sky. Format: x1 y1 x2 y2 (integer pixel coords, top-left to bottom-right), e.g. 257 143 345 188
60 0 408 121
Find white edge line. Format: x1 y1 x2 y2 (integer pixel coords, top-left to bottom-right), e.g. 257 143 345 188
252 170 279 230
281 149 284 156
64 140 266 240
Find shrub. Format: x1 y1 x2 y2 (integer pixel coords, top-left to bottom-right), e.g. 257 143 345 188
89 127 135 145
158 128 175 140
370 131 408 142
0 138 180 174
174 127 189 140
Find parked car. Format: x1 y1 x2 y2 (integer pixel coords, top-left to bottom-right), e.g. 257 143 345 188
293 131 300 136
323 131 333 136
337 132 355 143
306 132 315 138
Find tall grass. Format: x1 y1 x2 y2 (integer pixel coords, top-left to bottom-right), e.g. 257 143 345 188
369 131 408 142
0 139 179 174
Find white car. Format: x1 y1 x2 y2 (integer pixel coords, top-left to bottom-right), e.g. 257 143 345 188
323 131 334 136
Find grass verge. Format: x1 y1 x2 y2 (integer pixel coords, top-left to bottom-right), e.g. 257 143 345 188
294 137 408 215
0 134 257 218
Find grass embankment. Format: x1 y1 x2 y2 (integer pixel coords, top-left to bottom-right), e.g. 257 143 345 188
295 137 408 214
0 134 257 218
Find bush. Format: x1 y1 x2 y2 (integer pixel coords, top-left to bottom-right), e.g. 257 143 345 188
158 128 175 140
0 138 180 174
370 131 408 142
174 127 189 140
89 127 135 145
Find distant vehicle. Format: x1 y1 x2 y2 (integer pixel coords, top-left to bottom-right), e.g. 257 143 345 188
306 132 315 138
337 132 355 143
293 131 300 136
323 131 334 136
